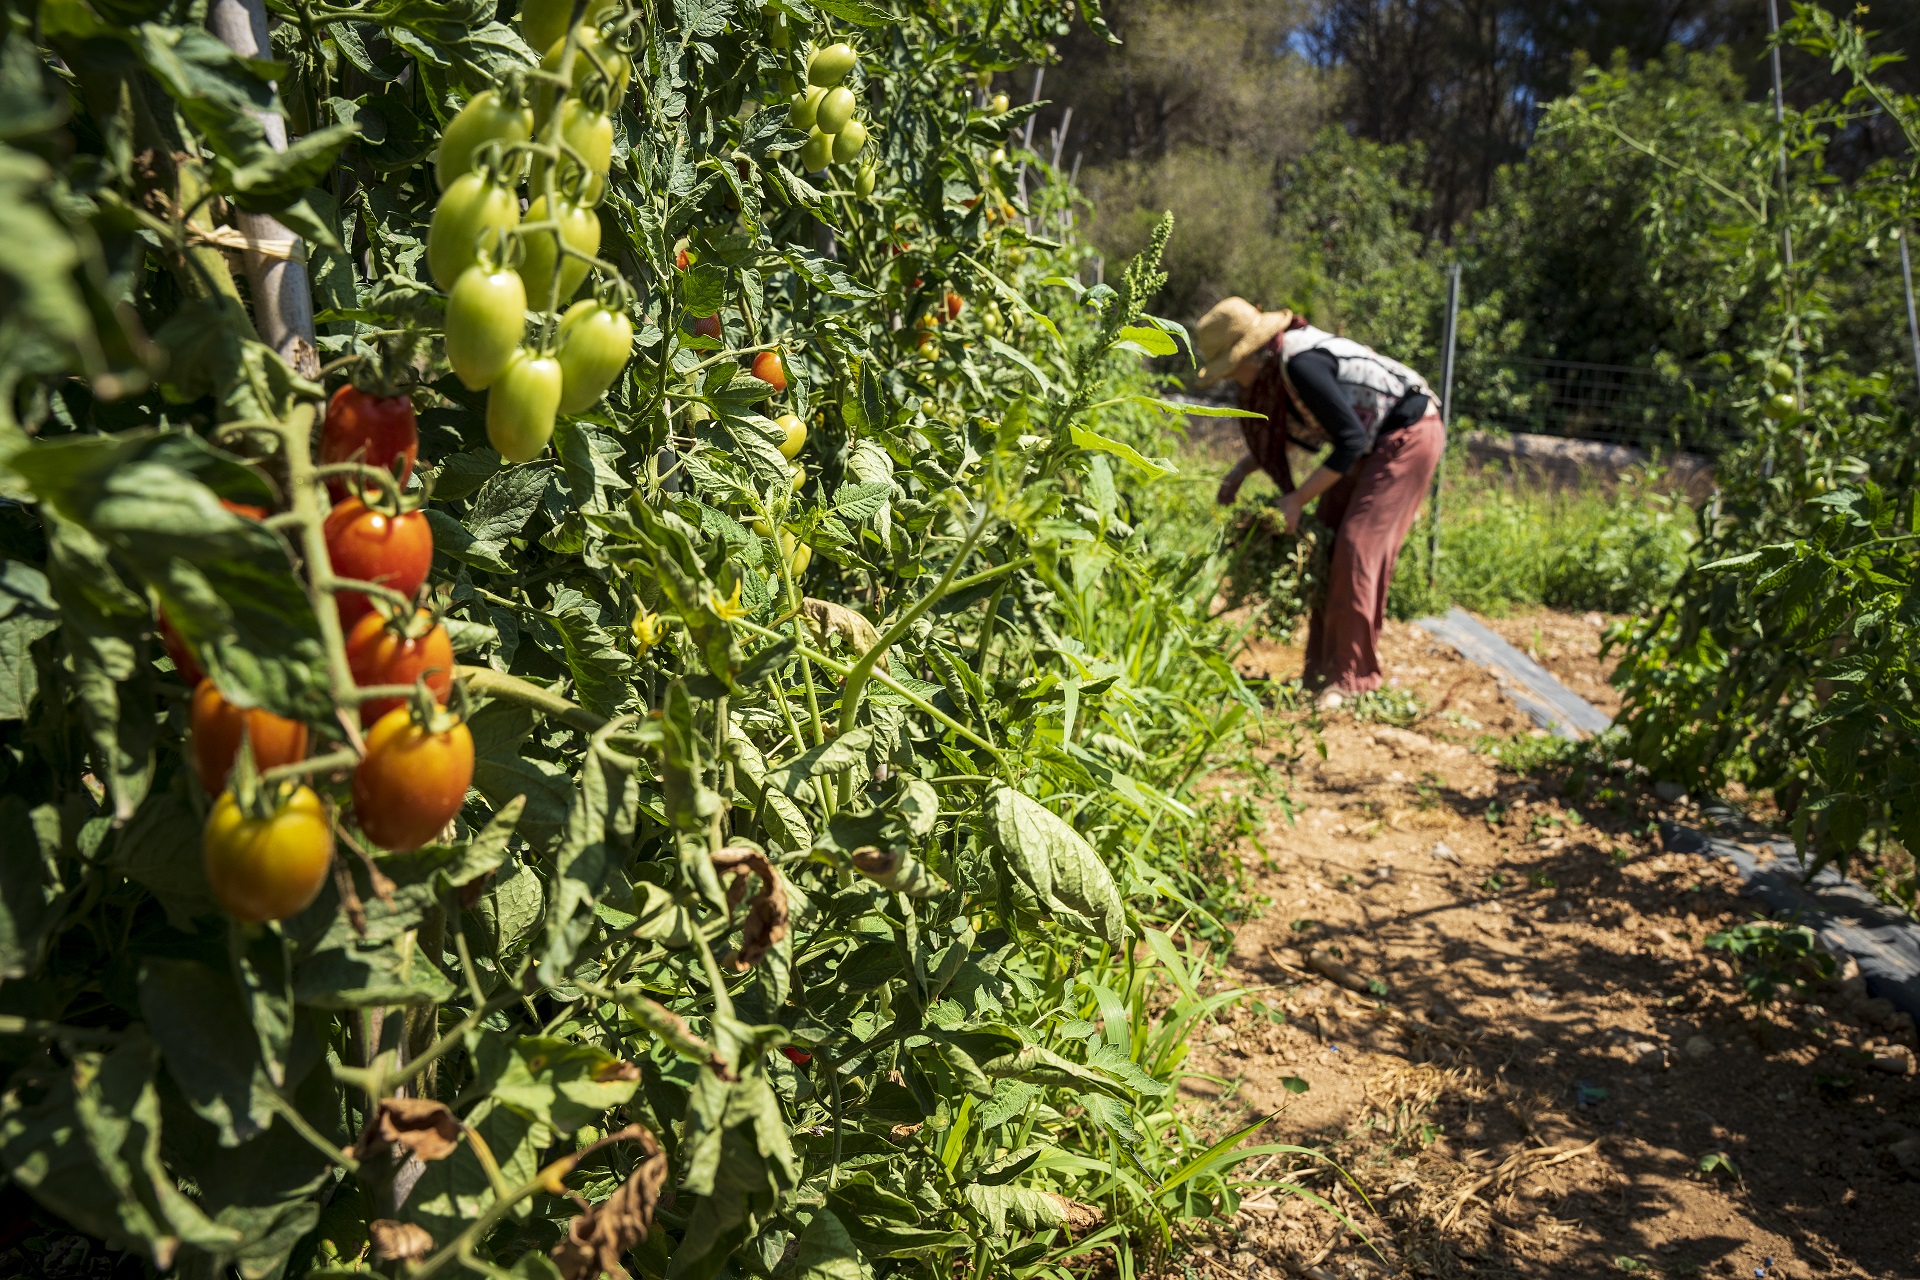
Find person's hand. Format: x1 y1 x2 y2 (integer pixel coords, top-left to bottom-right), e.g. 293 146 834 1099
1216 456 1256 506
1277 488 1306 536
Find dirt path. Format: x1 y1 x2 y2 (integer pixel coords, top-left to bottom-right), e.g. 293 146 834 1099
1183 612 1920 1280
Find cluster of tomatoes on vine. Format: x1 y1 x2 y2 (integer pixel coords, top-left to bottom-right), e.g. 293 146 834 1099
427 0 646 463
163 390 473 925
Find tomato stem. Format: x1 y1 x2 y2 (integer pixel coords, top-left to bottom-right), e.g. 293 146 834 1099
454 663 605 734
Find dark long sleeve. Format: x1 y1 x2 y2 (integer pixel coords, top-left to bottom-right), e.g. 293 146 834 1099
1286 348 1370 474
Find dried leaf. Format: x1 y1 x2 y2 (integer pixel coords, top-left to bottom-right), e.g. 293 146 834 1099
1047 1194 1103 1232
712 845 789 969
799 597 888 671
370 1219 434 1261
355 1096 462 1162
550 1125 669 1280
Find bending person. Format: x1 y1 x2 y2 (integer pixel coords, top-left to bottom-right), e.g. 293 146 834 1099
1200 297 1444 708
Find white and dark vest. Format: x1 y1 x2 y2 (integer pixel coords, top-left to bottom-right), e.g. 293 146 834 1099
1277 325 1437 454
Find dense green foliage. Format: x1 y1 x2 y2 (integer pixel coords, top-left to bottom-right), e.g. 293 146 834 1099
0 1 1295 1277
1609 12 1920 915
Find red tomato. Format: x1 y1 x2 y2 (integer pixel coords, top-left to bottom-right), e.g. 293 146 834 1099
352 707 475 851
222 499 270 520
190 679 309 794
320 386 419 500
346 610 455 724
751 350 789 391
323 498 434 628
688 313 723 342
945 291 965 321
675 247 691 271
780 1046 812 1065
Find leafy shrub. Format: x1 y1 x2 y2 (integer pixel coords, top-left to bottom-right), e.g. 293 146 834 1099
0 3 1294 1277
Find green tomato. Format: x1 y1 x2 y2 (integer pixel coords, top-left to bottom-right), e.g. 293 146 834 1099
556 300 634 413
519 194 601 309
800 128 831 173
807 42 857 87
832 119 869 164
531 99 614 205
1763 392 1797 421
1767 360 1795 392
445 264 527 391
542 25 631 110
790 86 825 131
817 86 857 133
774 412 807 459
520 0 616 64
435 90 532 191
487 350 563 463
854 163 876 198
988 92 1009 116
427 170 520 291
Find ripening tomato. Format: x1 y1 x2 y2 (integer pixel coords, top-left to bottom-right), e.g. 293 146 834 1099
944 291 965 321
520 0 617 65
190 678 309 794
347 610 455 725
487 350 563 464
774 412 807 460
428 170 520 291
531 99 614 205
817 86 857 134
800 128 831 173
204 784 333 923
435 89 533 191
751 350 789 391
556 300 634 413
832 119 869 164
790 86 825 131
542 26 631 109
321 386 418 499
445 264 527 391
808 42 857 87
324 498 433 628
674 241 692 271
352 706 475 851
687 312 723 342
520 193 601 309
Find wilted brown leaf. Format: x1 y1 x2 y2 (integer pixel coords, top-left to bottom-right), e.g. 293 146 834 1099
1044 1194 1103 1232
354 1097 462 1163
712 845 788 970
369 1219 434 1261
800 597 888 671
550 1126 669 1280
593 1060 642 1084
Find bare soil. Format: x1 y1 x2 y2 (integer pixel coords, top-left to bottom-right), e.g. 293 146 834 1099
1182 612 1920 1280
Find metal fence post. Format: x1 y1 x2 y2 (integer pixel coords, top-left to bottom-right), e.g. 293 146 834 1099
1427 263 1462 592
1900 227 1920 404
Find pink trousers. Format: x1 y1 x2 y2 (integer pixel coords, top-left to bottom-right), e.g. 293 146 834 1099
1302 412 1445 694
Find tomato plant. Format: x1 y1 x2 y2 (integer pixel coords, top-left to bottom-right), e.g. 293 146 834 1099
0 2 1281 1277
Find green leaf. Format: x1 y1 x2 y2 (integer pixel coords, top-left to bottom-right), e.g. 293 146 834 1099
985 785 1130 944
0 1031 241 1268
1067 424 1176 480
1111 324 1178 357
961 1183 1071 1237
978 1043 1133 1101
0 796 66 979
807 0 892 26
485 1036 640 1136
138 957 274 1147
794 1208 871 1280
216 123 358 211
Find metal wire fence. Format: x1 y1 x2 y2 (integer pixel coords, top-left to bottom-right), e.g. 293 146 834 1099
1452 354 1741 455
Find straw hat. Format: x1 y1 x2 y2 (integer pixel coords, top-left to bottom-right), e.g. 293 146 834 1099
1193 297 1292 387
